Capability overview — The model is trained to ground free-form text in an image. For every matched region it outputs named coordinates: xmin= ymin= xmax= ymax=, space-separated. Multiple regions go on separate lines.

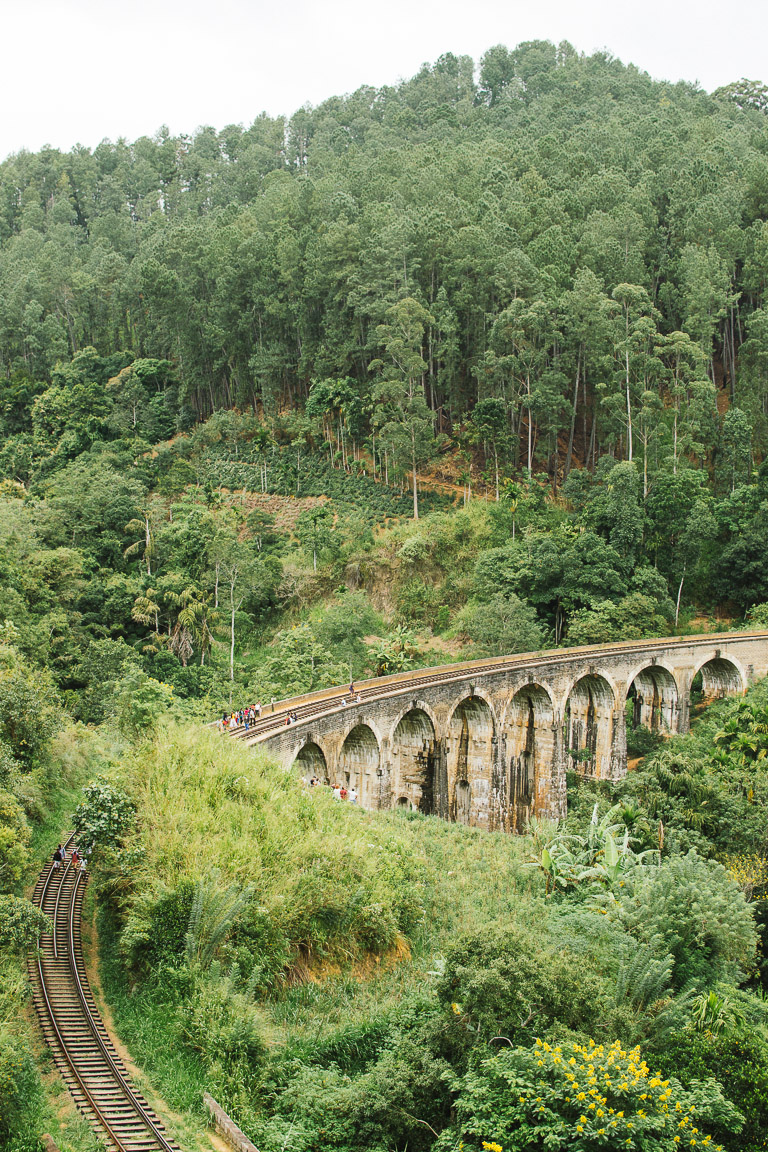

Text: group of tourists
xmin=52 ymin=843 xmax=87 ymax=872
xmin=218 ymin=701 xmax=271 ymax=733
xmin=308 ymin=777 xmax=358 ymax=804
xmin=217 ymin=682 xmax=365 ymax=734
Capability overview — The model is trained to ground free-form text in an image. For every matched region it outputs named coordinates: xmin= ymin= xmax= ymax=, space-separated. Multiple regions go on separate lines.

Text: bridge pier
xmin=609 ymin=702 xmax=627 ymax=780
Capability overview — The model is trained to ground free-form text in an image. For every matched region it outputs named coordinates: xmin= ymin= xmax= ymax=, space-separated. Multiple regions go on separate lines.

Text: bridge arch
xmin=292 ymin=740 xmax=329 ymax=782
xmin=505 ymin=682 xmax=555 ymax=832
xmin=692 ymin=653 xmax=746 ymax=700
xmin=389 ymin=704 xmax=441 ymax=816
xmin=564 ymin=672 xmax=616 ymax=778
xmin=447 ymin=693 xmax=496 ymax=827
xmin=626 ymin=661 xmax=679 ymax=733
xmin=339 ymin=723 xmax=381 ymax=808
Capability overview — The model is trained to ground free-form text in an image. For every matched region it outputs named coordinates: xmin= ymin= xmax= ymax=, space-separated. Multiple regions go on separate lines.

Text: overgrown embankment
xmin=74 ymin=687 xmax=768 ymax=1152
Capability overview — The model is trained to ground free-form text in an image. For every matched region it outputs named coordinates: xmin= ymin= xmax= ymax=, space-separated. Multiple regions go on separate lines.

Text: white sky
xmin=2 ymin=0 xmax=767 ymax=161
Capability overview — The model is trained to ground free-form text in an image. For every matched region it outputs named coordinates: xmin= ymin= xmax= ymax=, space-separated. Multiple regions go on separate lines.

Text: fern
xmin=615 ymin=940 xmax=673 ymax=1009
xmin=185 ymin=868 xmax=254 ymax=969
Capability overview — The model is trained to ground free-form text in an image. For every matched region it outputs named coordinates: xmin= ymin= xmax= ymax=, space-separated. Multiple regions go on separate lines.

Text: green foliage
xmin=0 ymin=792 xmax=30 ymax=895
xmin=614 ymin=851 xmax=757 ymax=990
xmin=176 ymin=964 xmax=266 ymax=1069
xmin=114 ymin=668 xmax=175 ymax=735
xmin=456 ymin=593 xmax=545 ymax=657
xmin=72 ymin=776 xmax=136 ymax=855
xmin=626 ymin=723 xmax=665 ymax=759
xmin=0 ymin=896 xmax=50 ymax=952
xmin=436 ymin=922 xmax=605 ymax=1042
xmin=652 ymin=1029 xmax=768 ymax=1152
xmin=0 ymin=662 xmax=58 ymax=771
xmin=312 ymin=592 xmax=381 ymax=678
xmin=566 ymin=592 xmax=671 ymax=646
xmin=0 ymin=1026 xmax=42 ymax=1140
xmin=435 ymin=1037 xmax=739 ymax=1151
xmin=372 ymin=624 xmax=421 ymax=677
xmin=185 ymin=869 xmax=254 ymax=969
xmin=251 ymin=623 xmax=349 ymax=699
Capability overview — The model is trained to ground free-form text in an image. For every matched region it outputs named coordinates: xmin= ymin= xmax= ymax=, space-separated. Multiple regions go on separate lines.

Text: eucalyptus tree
xmin=370 ymin=296 xmax=440 ymax=519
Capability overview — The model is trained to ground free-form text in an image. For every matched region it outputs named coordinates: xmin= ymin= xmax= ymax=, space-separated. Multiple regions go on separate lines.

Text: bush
xmin=626 ymin=723 xmax=665 ymax=759
xmin=435 ymin=921 xmax=606 ymax=1041
xmin=0 ymin=791 xmax=30 ymax=894
xmin=615 ymin=851 xmax=757 ymax=989
xmin=176 ymin=966 xmax=266 ymax=1069
xmin=0 ymin=896 xmax=50 ymax=951
xmin=434 ymin=1037 xmax=741 ymax=1151
xmin=114 ymin=668 xmax=174 ymax=735
xmin=455 ymin=593 xmax=545 ymax=657
xmin=0 ymin=1026 xmax=41 ymax=1140
xmin=652 ymin=1029 xmax=768 ymax=1152
xmin=72 ymin=776 xmax=136 ymax=855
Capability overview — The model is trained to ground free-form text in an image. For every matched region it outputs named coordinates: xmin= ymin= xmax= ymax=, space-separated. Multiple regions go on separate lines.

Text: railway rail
xmin=224 ymin=630 xmax=766 ymax=745
xmin=29 ymin=839 xmax=181 ymax=1152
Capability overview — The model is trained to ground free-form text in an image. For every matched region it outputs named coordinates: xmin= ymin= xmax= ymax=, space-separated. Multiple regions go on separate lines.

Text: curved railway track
xmin=225 ymin=630 xmax=768 ymax=745
xmin=29 ymin=840 xmax=181 ymax=1152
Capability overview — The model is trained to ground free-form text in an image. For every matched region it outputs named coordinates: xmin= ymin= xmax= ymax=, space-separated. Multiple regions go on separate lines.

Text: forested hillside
xmin=2 ymin=43 xmax=768 ymax=470
xmin=1 ymin=43 xmax=768 ymax=715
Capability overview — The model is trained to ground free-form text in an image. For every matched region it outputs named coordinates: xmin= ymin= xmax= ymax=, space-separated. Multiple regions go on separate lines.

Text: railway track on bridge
xmin=226 ymin=630 xmax=768 ymax=745
xmin=29 ymin=839 xmax=181 ymax=1152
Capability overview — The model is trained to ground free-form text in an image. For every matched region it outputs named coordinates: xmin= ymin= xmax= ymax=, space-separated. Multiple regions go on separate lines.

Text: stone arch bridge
xmin=241 ymin=631 xmax=768 ymax=832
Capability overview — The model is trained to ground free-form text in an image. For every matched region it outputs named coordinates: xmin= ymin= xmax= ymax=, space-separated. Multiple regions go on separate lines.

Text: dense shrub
xmin=615 ymin=851 xmax=757 ymax=989
xmin=434 ymin=1037 xmax=741 ymax=1152
xmin=652 ymin=1030 xmax=768 ymax=1152
xmin=176 ymin=965 xmax=266 ymax=1069
xmin=72 ymin=776 xmax=136 ymax=855
xmin=0 ymin=1026 xmax=42 ymax=1141
xmin=435 ymin=922 xmax=606 ymax=1041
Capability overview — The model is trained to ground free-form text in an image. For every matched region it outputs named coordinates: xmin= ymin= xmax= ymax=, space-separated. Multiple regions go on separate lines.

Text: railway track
xmin=29 ymin=839 xmax=181 ymax=1152
xmin=224 ymin=630 xmax=767 ymax=745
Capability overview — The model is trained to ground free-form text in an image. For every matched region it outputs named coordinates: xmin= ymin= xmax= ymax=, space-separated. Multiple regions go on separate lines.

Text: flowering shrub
xmin=436 ymin=1038 xmax=743 ymax=1151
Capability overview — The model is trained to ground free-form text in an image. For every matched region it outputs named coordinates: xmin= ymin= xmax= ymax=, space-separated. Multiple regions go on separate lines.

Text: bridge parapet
xmin=242 ymin=631 xmax=768 ymax=832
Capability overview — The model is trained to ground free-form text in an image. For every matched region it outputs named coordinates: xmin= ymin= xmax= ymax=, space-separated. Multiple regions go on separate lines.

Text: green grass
xmin=96 ymin=904 xmax=217 ymax=1146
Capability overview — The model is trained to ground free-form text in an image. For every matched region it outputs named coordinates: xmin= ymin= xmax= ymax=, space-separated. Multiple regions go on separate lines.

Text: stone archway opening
xmin=692 ymin=657 xmax=744 ymax=705
xmin=293 ymin=741 xmax=328 ymax=783
xmin=447 ymin=695 xmax=495 ymax=828
xmin=626 ymin=665 xmax=678 ymax=746
xmin=565 ymin=674 xmax=615 ymax=779
xmin=507 ymin=684 xmax=554 ymax=833
xmin=339 ymin=724 xmax=380 ymax=808
xmin=391 ymin=708 xmax=440 ymax=815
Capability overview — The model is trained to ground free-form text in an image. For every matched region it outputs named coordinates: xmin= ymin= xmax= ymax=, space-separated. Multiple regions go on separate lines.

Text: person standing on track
xmin=71 ymin=848 xmax=80 ymax=870
xmin=53 ymin=843 xmax=63 ymax=870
